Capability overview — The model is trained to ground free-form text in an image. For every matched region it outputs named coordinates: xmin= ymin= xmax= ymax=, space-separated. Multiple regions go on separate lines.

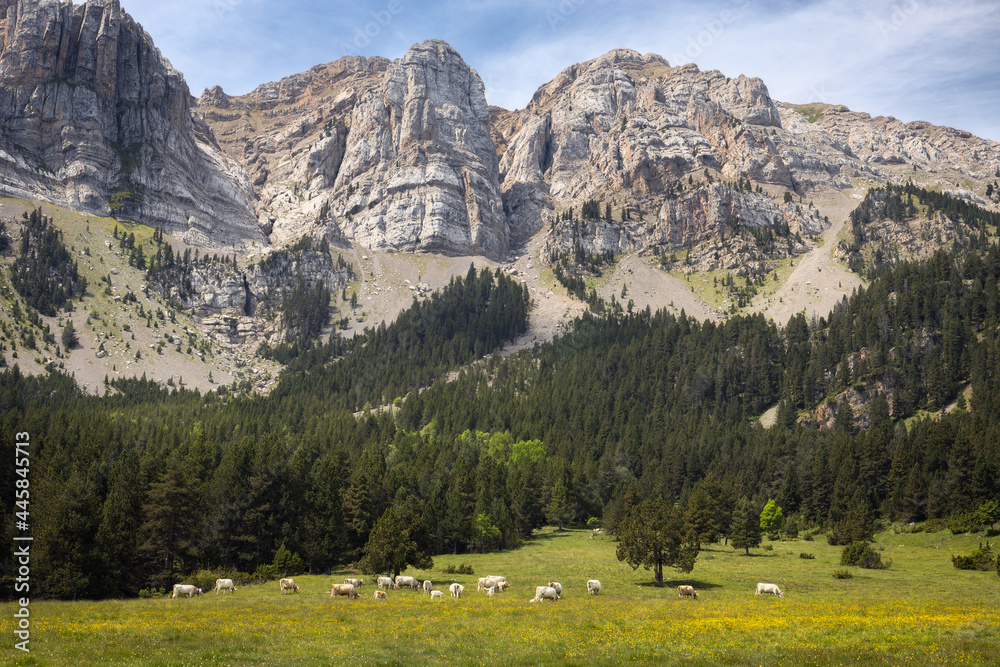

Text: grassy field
xmin=2 ymin=527 xmax=999 ymax=665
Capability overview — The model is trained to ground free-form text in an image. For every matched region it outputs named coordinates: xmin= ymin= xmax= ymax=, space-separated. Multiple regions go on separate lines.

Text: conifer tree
xmin=615 ymin=497 xmax=695 ymax=586
xmin=730 ymin=496 xmax=762 ymax=555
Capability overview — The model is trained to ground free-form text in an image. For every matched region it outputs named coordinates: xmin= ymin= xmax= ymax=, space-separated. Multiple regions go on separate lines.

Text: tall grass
xmin=2 ymin=527 xmax=998 ymax=665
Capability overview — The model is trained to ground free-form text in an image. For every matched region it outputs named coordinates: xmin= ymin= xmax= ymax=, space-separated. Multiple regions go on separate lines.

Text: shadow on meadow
xmin=635 ymin=580 xmax=723 ymax=590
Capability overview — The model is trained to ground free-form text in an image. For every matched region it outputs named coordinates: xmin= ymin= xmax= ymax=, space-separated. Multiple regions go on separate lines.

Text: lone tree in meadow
xmin=730 ymin=496 xmax=763 ymax=555
xmin=360 ymin=507 xmax=432 ymax=578
xmin=616 ymin=497 xmax=696 ymax=586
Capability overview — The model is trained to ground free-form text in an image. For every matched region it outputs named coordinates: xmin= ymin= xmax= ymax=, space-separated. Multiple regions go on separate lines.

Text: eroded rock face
xmin=198 ymin=42 xmax=508 ymax=258
xmin=497 ymin=50 xmax=793 ymax=245
xmin=0 ymin=0 xmax=263 ymax=248
xmin=333 ymin=40 xmax=507 ymax=257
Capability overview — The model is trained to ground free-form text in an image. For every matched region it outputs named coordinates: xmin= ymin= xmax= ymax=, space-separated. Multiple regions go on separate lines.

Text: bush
xmin=762 ymin=543 xmax=773 ymax=551
xmin=138 ymin=587 xmax=166 ymax=598
xmin=252 ymin=564 xmax=281 ymax=582
xmin=952 ymin=541 xmax=996 ymax=571
xmin=841 ymin=541 xmax=890 ymax=569
xmin=923 ymin=518 xmax=947 ymax=533
xmin=948 ymin=512 xmax=974 ymax=534
xmin=443 ymin=563 xmax=475 ymax=575
xmin=832 ymin=569 xmax=853 ymax=579
xmin=800 ymin=552 xmax=815 ymax=559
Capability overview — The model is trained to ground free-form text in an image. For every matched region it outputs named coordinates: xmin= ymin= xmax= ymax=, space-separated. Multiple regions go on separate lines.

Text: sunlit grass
xmin=2 ymin=527 xmax=998 ymax=665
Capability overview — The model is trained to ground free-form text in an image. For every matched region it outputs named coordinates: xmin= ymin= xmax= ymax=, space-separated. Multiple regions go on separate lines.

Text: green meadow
xmin=2 ymin=527 xmax=998 ymax=665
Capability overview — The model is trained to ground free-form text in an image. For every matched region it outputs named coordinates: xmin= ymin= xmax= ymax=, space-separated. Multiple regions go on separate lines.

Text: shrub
xmin=443 ymin=563 xmax=475 ymax=575
xmin=952 ymin=541 xmax=996 ymax=571
xmin=138 ymin=587 xmax=166 ymax=598
xmin=762 ymin=543 xmax=773 ymax=551
xmin=923 ymin=518 xmax=947 ymax=533
xmin=832 ymin=569 xmax=853 ymax=579
xmin=841 ymin=541 xmax=890 ymax=569
xmin=800 ymin=552 xmax=815 ymax=559
xmin=948 ymin=512 xmax=974 ymax=535
xmin=252 ymin=563 xmax=281 ymax=582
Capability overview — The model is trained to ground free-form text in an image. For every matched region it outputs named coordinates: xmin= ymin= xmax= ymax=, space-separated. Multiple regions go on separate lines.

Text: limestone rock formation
xmin=498 ymin=49 xmax=800 ymax=262
xmin=198 ymin=41 xmax=508 ymax=258
xmin=0 ymin=0 xmax=263 ymax=248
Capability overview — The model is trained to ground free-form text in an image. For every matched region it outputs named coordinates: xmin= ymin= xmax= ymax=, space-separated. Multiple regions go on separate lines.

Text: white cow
xmin=377 ymin=576 xmax=394 ymax=590
xmin=449 ymin=583 xmax=464 ymax=598
xmin=422 ymin=580 xmax=433 ymax=595
xmin=430 ymin=590 xmax=443 ymax=599
xmin=331 ymin=583 xmax=359 ymax=599
xmin=486 ymin=585 xmax=496 ymax=597
xmin=755 ymin=582 xmax=784 ymax=598
xmin=530 ymin=585 xmax=560 ymax=602
xmin=587 ymin=579 xmax=601 ymax=595
xmin=547 ymin=581 xmax=562 ymax=596
xmin=395 ymin=575 xmax=420 ymax=590
xmin=214 ymin=578 xmax=236 ymax=595
xmin=677 ymin=585 xmax=699 ymax=600
xmin=279 ymin=578 xmax=298 ymax=594
xmin=172 ymin=584 xmax=202 ymax=598
xmin=344 ymin=578 xmax=364 ymax=588
xmin=479 ymin=575 xmax=506 ymax=592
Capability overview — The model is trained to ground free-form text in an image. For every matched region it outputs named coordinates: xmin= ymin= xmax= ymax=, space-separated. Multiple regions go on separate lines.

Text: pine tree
xmin=730 ymin=496 xmax=762 ymax=555
xmin=615 ymin=497 xmax=695 ymax=586
xmin=546 ymin=479 xmax=573 ymax=530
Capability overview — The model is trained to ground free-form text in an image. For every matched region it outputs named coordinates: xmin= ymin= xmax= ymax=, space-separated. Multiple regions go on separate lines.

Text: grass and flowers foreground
xmin=3 ymin=526 xmax=999 ymax=666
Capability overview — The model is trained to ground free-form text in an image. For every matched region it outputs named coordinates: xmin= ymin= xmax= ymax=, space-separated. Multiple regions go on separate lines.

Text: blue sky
xmin=122 ymin=0 xmax=1000 ymax=142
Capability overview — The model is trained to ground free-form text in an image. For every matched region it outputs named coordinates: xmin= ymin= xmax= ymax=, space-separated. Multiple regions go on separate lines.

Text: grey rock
xmin=0 ymin=0 xmax=264 ymax=248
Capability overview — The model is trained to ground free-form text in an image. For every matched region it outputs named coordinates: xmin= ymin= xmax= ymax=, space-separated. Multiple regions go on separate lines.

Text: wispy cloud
xmin=121 ymin=0 xmax=999 ymax=141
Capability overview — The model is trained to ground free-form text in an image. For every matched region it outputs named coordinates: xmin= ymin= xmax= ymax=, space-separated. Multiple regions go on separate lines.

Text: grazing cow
xmin=279 ymin=578 xmax=299 ymax=594
xmin=430 ymin=590 xmax=443 ymax=599
xmin=530 ymin=586 xmax=560 ymax=602
xmin=496 ymin=580 xmax=510 ymax=592
xmin=373 ymin=590 xmax=386 ymax=600
xmin=330 ymin=583 xmax=359 ymax=599
xmin=479 ymin=575 xmax=506 ymax=592
xmin=214 ymin=578 xmax=236 ymax=595
xmin=677 ymin=585 xmax=699 ymax=600
xmin=587 ymin=579 xmax=601 ymax=595
xmin=395 ymin=575 xmax=420 ymax=590
xmin=172 ymin=584 xmax=202 ymax=598
xmin=344 ymin=578 xmax=364 ymax=588
xmin=422 ymin=580 xmax=433 ymax=595
xmin=547 ymin=581 xmax=562 ymax=596
xmin=377 ymin=576 xmax=394 ymax=590
xmin=755 ymin=582 xmax=784 ymax=598
xmin=450 ymin=583 xmax=464 ymax=598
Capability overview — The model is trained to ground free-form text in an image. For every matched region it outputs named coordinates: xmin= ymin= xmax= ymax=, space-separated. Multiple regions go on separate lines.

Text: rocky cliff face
xmin=498 ymin=49 xmax=803 ymax=263
xmin=0 ymin=0 xmax=263 ymax=248
xmin=198 ymin=41 xmax=507 ymax=258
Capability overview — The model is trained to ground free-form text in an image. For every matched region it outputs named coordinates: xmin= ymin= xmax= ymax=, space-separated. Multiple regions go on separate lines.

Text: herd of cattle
xmin=170 ymin=577 xmax=785 ymax=601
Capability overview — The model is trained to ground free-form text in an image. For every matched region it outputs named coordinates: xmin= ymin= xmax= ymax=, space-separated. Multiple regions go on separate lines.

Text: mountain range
xmin=1 ymin=0 xmax=999 ymax=392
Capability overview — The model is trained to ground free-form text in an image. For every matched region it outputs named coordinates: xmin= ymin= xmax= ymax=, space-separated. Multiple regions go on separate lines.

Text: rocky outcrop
xmin=545 ymin=183 xmax=822 ymax=275
xmin=774 ymin=102 xmax=1000 ymax=194
xmin=331 ymin=41 xmax=507 ymax=257
xmin=0 ymin=0 xmax=263 ymax=248
xmin=497 ymin=50 xmax=793 ymax=243
xmin=198 ymin=42 xmax=508 ymax=258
